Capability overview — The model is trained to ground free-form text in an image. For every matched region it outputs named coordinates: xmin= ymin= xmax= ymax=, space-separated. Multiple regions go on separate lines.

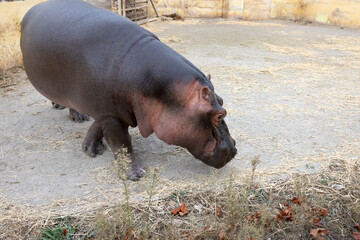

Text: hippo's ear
xmin=202 ymin=87 xmax=210 ymax=101
xmin=207 ymin=74 xmax=211 ymax=81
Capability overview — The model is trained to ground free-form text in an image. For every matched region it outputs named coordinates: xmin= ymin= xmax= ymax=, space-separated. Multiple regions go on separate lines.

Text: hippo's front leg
xmin=101 ymin=117 xmax=145 ymax=181
xmin=82 ymin=121 xmax=106 ymax=157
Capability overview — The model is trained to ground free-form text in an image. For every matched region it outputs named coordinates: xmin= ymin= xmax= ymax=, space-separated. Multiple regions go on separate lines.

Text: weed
xmin=251 ymin=155 xmax=260 ymax=182
xmin=169 ymin=190 xmax=187 ymax=202
xmin=141 ymin=166 xmax=163 ymax=238
xmin=38 ymin=217 xmax=76 ymax=240
xmin=6 ymin=159 xmax=360 ymax=239
xmin=113 ymin=147 xmax=132 ymax=229
xmin=0 ymin=15 xmax=22 ymax=75
xmin=144 ymin=167 xmax=162 ymax=213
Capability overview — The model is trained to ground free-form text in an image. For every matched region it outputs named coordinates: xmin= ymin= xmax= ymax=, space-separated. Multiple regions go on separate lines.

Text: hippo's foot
xmin=82 ymin=139 xmax=106 ymax=157
xmin=101 ymin=117 xmax=145 ymax=181
xmin=52 ymin=102 xmax=65 ymax=110
xmin=128 ymin=161 xmax=145 ymax=181
xmin=69 ymin=108 xmax=90 ymax=123
xmin=83 ymin=121 xmax=105 ymax=157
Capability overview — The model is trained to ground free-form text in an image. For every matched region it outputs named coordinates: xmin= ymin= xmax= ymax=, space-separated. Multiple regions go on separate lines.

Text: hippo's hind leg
xmin=101 ymin=117 xmax=145 ymax=181
xmin=69 ymin=108 xmax=90 ymax=123
xmin=52 ymin=102 xmax=65 ymax=110
xmin=82 ymin=121 xmax=106 ymax=157
xmin=51 ymin=103 xmax=89 ymax=123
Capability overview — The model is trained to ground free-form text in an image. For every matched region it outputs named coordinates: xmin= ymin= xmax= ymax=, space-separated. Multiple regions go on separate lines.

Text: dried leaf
xmin=228 ymin=223 xmax=235 ymax=230
xmin=246 ymin=211 xmax=261 ymax=223
xmin=180 ymin=202 xmax=188 ymax=214
xmin=218 ymin=229 xmax=226 ymax=240
xmin=171 ymin=203 xmax=188 ymax=216
xmin=275 ymin=206 xmax=294 ymax=222
xmin=353 ymin=231 xmax=360 ymax=240
xmin=216 ymin=206 xmax=221 ymax=217
xmin=310 ymin=228 xmax=328 ymax=239
xmin=313 ymin=207 xmax=327 ymax=217
xmin=291 ymin=197 xmax=301 ymax=205
xmin=318 ymin=208 xmax=327 ymax=217
xmin=179 ymin=211 xmax=187 ymax=217
xmin=171 ymin=206 xmax=181 ymax=215
xmin=123 ymin=227 xmax=135 ymax=240
xmin=355 ymin=223 xmax=360 ymax=232
xmin=311 ymin=217 xmax=322 ymax=226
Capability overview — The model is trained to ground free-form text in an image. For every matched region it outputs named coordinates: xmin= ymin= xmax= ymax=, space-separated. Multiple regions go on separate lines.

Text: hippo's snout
xmin=198 ymin=122 xmax=237 ymax=169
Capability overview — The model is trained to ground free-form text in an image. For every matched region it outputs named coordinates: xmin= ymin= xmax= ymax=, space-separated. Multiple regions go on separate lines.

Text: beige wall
xmin=243 ymin=0 xmax=271 ymax=20
xmin=149 ymin=0 xmax=245 ymax=18
xmin=149 ymin=0 xmax=360 ymax=27
xmin=84 ymin=0 xmax=111 ymax=10
xmin=184 ymin=0 xmax=223 ymax=18
xmin=271 ymin=0 xmax=360 ymax=27
xmin=149 ymin=0 xmax=185 ymax=18
xmin=225 ymin=0 xmax=243 ymax=19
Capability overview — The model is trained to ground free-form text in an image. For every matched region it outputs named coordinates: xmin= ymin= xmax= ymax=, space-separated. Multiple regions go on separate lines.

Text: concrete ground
xmin=0 ymin=19 xmax=359 ymax=210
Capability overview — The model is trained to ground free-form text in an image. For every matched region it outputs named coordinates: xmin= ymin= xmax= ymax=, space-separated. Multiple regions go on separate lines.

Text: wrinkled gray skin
xmin=21 ymin=0 xmax=237 ymax=180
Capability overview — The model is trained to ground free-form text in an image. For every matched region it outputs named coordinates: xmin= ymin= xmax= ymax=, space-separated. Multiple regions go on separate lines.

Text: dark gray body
xmin=21 ymin=0 xmax=237 ymax=180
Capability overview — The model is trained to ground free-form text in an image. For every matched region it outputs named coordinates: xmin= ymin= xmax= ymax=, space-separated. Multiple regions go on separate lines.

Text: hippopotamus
xmin=21 ymin=0 xmax=237 ymax=180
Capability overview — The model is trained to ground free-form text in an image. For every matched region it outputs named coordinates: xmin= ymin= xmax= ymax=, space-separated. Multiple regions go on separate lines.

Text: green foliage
xmin=39 ymin=217 xmax=76 ymax=240
xmin=169 ymin=190 xmax=187 ymax=202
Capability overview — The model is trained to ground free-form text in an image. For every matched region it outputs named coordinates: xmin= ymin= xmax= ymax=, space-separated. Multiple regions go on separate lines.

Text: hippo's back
xmin=21 ymin=0 xmax=155 ymax=117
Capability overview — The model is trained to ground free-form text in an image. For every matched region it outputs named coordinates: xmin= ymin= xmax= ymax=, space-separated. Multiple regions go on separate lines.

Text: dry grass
xmin=0 ymin=14 xmax=23 ymax=87
xmin=1 ymin=156 xmax=359 ymax=239
xmin=262 ymin=42 xmax=315 ymax=57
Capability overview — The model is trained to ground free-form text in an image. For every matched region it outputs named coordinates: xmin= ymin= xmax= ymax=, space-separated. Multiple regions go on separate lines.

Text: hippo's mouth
xmin=203 ymin=128 xmax=219 ymax=157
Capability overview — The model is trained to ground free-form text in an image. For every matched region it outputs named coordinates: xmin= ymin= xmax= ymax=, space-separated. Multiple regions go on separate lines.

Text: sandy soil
xmin=0 ymin=19 xmax=359 ymax=210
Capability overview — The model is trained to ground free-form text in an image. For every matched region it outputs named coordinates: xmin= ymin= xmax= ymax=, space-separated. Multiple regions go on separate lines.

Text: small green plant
xmin=169 ymin=190 xmax=187 ymax=202
xmin=306 ymin=163 xmax=315 ymax=169
xmin=39 ymin=217 xmax=76 ymax=240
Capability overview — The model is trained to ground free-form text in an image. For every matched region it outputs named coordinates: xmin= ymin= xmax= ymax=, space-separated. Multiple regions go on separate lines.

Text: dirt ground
xmin=0 ymin=19 xmax=359 ymax=212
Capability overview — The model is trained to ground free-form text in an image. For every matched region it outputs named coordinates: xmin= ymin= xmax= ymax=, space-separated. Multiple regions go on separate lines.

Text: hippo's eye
xmin=217 ymin=114 xmax=223 ymax=121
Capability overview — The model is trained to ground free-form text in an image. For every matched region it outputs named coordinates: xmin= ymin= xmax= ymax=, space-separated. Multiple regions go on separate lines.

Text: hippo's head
xmin=135 ymin=74 xmax=237 ymax=168
xmin=186 ymin=90 xmax=238 ymax=168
